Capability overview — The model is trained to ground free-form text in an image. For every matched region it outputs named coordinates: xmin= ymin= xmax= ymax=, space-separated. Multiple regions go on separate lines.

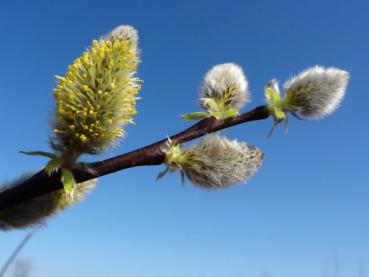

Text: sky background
xmin=0 ymin=0 xmax=368 ymax=276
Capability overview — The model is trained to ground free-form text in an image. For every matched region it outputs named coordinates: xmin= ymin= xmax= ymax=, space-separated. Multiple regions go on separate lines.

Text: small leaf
xmin=267 ymin=122 xmax=279 ymax=138
xmin=222 ymin=108 xmax=238 ymax=119
xmin=156 ymin=167 xmax=169 ymax=181
xmin=181 ymin=112 xmax=209 ymax=121
xmin=20 ymin=151 xmax=56 ymax=159
xmin=202 ymin=98 xmax=222 ymax=119
xmin=265 ymin=88 xmax=281 ymax=104
xmin=274 ymin=107 xmax=286 ymax=120
xmin=265 ymin=89 xmax=273 ymax=102
xmin=202 ymin=98 xmax=219 ymax=112
xmin=61 ymin=168 xmax=76 ymax=199
xmin=45 ymin=157 xmax=63 ymax=176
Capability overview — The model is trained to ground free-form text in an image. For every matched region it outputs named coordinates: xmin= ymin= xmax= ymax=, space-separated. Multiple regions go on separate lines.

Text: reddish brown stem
xmin=0 ymin=105 xmax=269 ymax=211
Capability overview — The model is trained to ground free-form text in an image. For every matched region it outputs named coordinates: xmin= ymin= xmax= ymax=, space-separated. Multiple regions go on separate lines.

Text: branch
xmin=0 ymin=105 xmax=269 ymax=211
xmin=0 ymin=228 xmax=38 ymax=277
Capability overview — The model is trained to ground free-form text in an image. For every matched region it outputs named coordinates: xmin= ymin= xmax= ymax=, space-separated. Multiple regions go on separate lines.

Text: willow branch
xmin=0 ymin=105 xmax=269 ymax=211
xmin=0 ymin=228 xmax=38 ymax=277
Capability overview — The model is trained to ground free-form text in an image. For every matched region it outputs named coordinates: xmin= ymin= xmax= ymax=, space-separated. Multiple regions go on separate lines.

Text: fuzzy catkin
xmin=199 ymin=63 xmax=249 ymax=109
xmin=284 ymin=66 xmax=349 ymax=118
xmin=165 ymin=135 xmax=263 ymax=189
xmin=0 ymin=174 xmax=97 ymax=231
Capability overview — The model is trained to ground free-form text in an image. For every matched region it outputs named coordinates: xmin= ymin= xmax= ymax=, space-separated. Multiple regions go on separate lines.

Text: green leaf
xmin=202 ymin=98 xmax=219 ymax=112
xmin=61 ymin=168 xmax=76 ymax=199
xmin=265 ymin=88 xmax=281 ymax=104
xmin=274 ymin=107 xmax=286 ymax=120
xmin=222 ymin=108 xmax=238 ymax=119
xmin=45 ymin=157 xmax=63 ymax=176
xmin=20 ymin=151 xmax=56 ymax=159
xmin=181 ymin=112 xmax=209 ymax=121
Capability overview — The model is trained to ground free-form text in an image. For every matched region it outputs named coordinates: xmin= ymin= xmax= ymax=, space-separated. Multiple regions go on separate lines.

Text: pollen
xmin=51 ymin=26 xmax=142 ymax=155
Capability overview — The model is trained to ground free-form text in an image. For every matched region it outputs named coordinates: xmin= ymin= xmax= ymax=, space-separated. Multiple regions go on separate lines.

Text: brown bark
xmin=0 ymin=105 xmax=269 ymax=211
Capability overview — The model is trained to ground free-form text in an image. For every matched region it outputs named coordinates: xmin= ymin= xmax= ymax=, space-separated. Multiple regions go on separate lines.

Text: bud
xmin=0 ymin=174 xmax=97 ymax=230
xmin=264 ymin=79 xmax=288 ymax=137
xmin=161 ymin=135 xmax=263 ymax=189
xmin=182 ymin=63 xmax=249 ymax=121
xmin=199 ymin=63 xmax=249 ymax=119
xmin=283 ymin=66 xmax=349 ymax=118
xmin=265 ymin=66 xmax=350 ymax=137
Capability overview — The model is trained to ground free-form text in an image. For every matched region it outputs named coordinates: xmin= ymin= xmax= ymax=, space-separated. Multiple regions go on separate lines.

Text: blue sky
xmin=0 ymin=0 xmax=368 ymax=276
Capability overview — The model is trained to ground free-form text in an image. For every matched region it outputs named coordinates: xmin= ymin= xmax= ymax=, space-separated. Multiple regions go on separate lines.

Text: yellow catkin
xmin=52 ymin=33 xmax=141 ymax=155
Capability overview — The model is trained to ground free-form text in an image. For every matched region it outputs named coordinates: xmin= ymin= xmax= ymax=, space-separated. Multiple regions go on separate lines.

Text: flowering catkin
xmin=22 ymin=25 xmax=142 ymax=197
xmin=52 ymin=25 xmax=141 ymax=157
xmin=283 ymin=66 xmax=349 ymax=118
xmin=162 ymin=135 xmax=263 ymax=189
xmin=0 ymin=174 xmax=97 ymax=230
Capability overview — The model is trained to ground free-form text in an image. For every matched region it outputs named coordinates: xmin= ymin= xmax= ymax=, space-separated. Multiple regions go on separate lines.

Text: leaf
xmin=201 ymin=98 xmax=223 ymax=119
xmin=265 ymin=88 xmax=273 ymax=102
xmin=267 ymin=123 xmax=278 ymax=139
xmin=181 ymin=112 xmax=209 ymax=121
xmin=20 ymin=151 xmax=56 ymax=159
xmin=45 ymin=157 xmax=63 ymax=176
xmin=274 ymin=107 xmax=286 ymax=120
xmin=202 ymin=98 xmax=219 ymax=112
xmin=265 ymin=88 xmax=281 ymax=104
xmin=61 ymin=168 xmax=76 ymax=199
xmin=156 ymin=167 xmax=169 ymax=181
xmin=222 ymin=108 xmax=238 ymax=119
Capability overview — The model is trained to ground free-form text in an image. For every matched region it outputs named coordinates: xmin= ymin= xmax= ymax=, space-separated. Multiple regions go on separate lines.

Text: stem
xmin=0 ymin=105 xmax=269 ymax=211
xmin=0 ymin=228 xmax=38 ymax=277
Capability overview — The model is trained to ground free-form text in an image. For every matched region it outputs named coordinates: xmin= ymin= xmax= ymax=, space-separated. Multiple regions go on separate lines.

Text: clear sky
xmin=0 ymin=0 xmax=368 ymax=276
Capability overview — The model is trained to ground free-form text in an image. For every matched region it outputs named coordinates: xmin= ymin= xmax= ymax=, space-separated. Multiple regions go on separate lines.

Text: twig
xmin=0 ymin=105 xmax=269 ymax=211
xmin=0 ymin=228 xmax=38 ymax=277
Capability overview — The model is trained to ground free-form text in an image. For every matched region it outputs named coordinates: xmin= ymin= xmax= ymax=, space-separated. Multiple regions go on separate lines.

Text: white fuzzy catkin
xmin=106 ymin=25 xmax=139 ymax=49
xmin=0 ymin=173 xmax=97 ymax=231
xmin=169 ymin=135 xmax=263 ymax=189
xmin=284 ymin=66 xmax=349 ymax=118
xmin=199 ymin=63 xmax=250 ymax=109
